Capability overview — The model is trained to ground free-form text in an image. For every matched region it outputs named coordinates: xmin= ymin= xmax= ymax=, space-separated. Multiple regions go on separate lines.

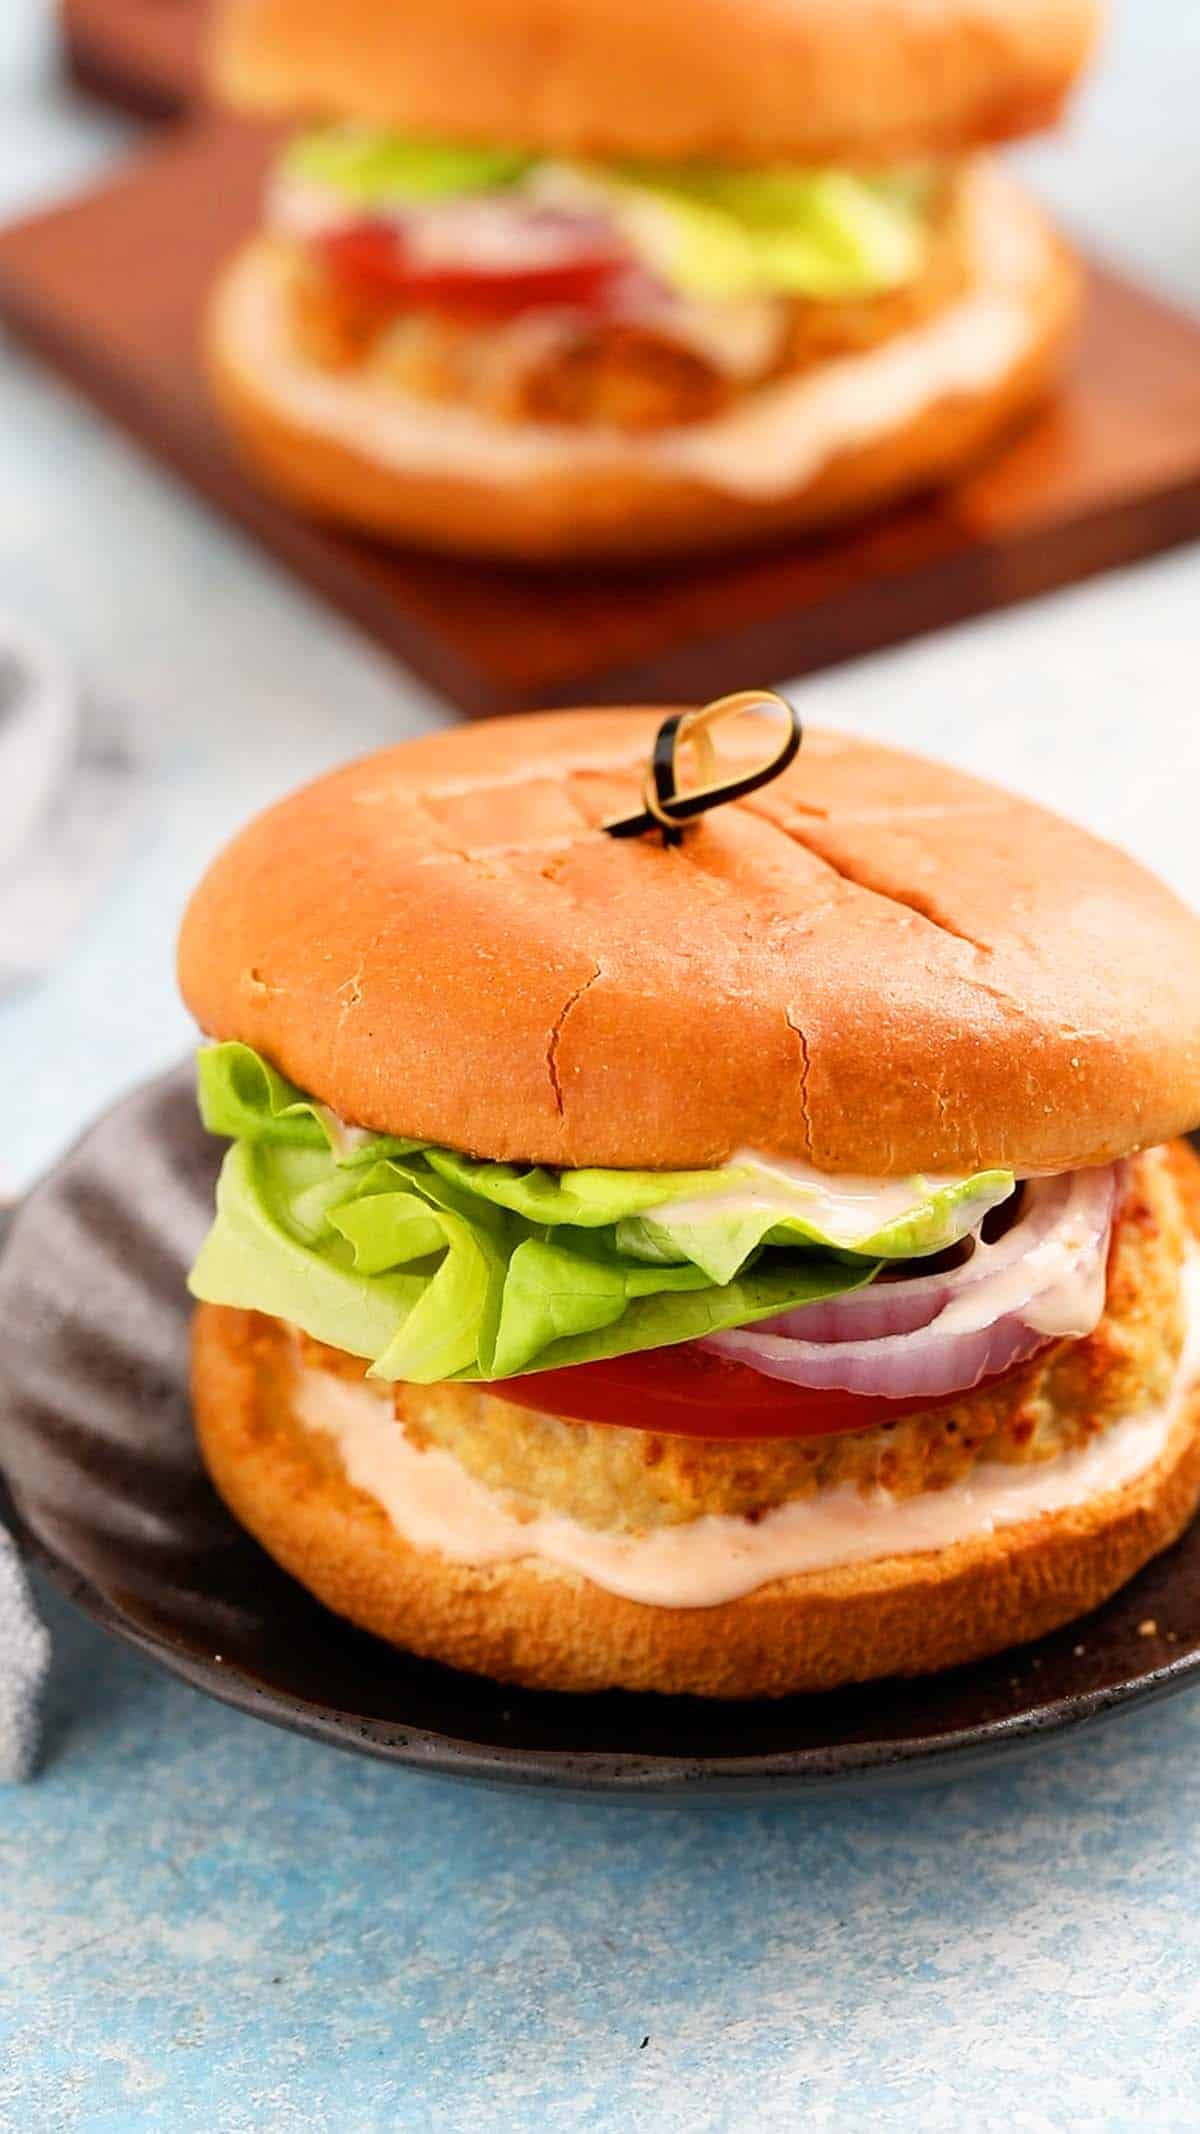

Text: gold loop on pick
xmin=603 ymin=690 xmax=803 ymax=846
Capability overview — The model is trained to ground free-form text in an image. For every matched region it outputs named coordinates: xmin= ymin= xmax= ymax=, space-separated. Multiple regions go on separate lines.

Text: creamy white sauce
xmin=229 ymin=161 xmax=1049 ymax=502
xmin=401 ymin=202 xmax=590 ymax=274
xmin=312 ymin=1103 xmax=373 ymax=1159
xmin=267 ymin=171 xmax=355 ymax=243
xmin=652 ymin=1149 xmax=1006 ymax=1249
xmin=291 ymin=1254 xmax=1200 ymax=1609
xmin=1023 ymin=1251 xmax=1109 ymax=1338
xmin=932 ymin=1173 xmax=1116 ymax=1342
xmin=940 ymin=1222 xmax=1107 ymax=1340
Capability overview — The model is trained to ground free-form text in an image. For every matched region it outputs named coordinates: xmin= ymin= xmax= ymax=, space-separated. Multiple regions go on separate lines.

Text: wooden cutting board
xmin=61 ymin=0 xmax=210 ymax=116
xmin=4 ymin=117 xmax=1200 ymax=719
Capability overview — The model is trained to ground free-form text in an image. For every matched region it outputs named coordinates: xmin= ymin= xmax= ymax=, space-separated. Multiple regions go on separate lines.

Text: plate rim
xmin=8 ymin=1478 xmax=1200 ymax=1795
xmin=4 ymin=1067 xmax=1200 ymax=1797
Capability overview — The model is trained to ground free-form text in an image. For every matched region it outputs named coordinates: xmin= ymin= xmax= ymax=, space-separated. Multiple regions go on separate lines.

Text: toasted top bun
xmin=178 ymin=709 xmax=1200 ymax=1177
xmin=209 ymin=0 xmax=1101 ymax=167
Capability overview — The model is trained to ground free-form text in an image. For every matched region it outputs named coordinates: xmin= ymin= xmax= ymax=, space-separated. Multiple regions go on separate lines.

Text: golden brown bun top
xmin=209 ymin=0 xmax=1101 ymax=165
xmin=178 ymin=708 xmax=1200 ymax=1176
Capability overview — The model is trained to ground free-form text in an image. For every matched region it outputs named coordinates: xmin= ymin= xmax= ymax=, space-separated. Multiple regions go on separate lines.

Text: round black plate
xmin=3 ymin=1065 xmax=1200 ymax=1797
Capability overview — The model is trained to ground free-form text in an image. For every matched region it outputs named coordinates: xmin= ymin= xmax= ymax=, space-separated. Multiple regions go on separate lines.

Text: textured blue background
xmin=4 ymin=2 xmax=1200 ymax=2127
xmin=4 ymin=1583 xmax=1200 ymax=2129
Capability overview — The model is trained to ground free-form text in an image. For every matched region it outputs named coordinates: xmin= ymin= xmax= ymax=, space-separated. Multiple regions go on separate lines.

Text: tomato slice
xmin=491 ymin=1343 xmax=977 ymax=1442
xmin=318 ymin=221 xmax=628 ymax=320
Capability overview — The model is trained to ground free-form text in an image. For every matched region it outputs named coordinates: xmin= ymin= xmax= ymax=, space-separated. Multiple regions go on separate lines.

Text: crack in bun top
xmin=177 ymin=706 xmax=1200 ymax=1177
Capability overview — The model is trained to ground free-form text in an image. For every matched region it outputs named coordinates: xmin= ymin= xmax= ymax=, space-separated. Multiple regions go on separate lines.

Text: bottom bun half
xmin=190 ymin=1246 xmax=1200 ymax=1697
xmin=205 ymin=166 xmax=1079 ymax=565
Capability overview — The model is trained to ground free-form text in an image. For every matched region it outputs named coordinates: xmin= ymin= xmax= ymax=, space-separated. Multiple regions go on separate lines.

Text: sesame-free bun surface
xmin=210 ymin=0 xmax=1100 ymax=166
xmin=190 ymin=1289 xmax=1200 ymax=1699
xmin=177 ymin=710 xmax=1200 ymax=1178
xmin=205 ymin=164 xmax=1077 ymax=564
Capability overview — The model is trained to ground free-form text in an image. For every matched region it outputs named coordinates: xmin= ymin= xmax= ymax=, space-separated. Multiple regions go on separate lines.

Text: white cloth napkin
xmin=0 ymin=1528 xmax=50 ymax=1780
xmin=0 ymin=614 xmax=146 ymax=995
xmin=0 ymin=616 xmax=147 ymax=1771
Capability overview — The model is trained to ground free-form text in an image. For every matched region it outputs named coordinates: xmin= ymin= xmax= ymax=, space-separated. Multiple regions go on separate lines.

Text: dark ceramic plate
xmin=3 ymin=1065 xmax=1200 ymax=1797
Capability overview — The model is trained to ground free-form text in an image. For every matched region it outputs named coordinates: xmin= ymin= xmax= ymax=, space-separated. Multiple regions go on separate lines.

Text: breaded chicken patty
xmin=273 ymin=1145 xmax=1195 ymax=1537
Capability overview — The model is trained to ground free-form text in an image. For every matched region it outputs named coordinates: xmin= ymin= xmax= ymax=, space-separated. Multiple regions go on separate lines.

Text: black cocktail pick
xmin=603 ymin=690 xmax=803 ymax=848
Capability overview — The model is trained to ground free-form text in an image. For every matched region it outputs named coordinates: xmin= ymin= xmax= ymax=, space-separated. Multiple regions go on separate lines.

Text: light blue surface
xmin=4 ymin=2 xmax=1200 ymax=2126
xmin=4 ymin=1582 xmax=1200 ymax=2132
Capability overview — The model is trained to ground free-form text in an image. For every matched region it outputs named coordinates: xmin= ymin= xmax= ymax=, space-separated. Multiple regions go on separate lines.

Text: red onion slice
xmin=401 ymin=200 xmax=627 ymax=275
xmin=765 ymin=1173 xmax=1072 ymax=1345
xmin=702 ymin=1164 xmax=1119 ymax=1405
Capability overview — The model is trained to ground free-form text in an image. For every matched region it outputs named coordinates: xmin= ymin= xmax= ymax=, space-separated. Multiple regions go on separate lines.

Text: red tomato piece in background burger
xmin=319 ymin=220 xmax=631 ymax=320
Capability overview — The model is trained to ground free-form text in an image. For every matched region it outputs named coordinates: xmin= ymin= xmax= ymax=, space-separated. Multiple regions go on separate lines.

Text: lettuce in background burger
xmin=179 ymin=701 xmax=1200 ymax=1697
xmin=205 ymin=0 xmax=1099 ymax=560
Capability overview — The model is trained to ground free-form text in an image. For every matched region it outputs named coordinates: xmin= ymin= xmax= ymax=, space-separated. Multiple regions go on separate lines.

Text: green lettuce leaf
xmin=198 ymin=1039 xmax=425 ymax=1166
xmin=190 ymin=1046 xmax=885 ymax=1381
xmin=426 ymin=1146 xmax=1013 ymax=1284
xmin=282 ymin=128 xmax=535 ymax=204
xmin=590 ymin=165 xmax=932 ymax=301
xmin=189 ymin=1045 xmax=1012 ymax=1384
xmin=485 ymin=1239 xmax=853 ymax=1379
xmin=277 ymin=126 xmax=936 ymax=301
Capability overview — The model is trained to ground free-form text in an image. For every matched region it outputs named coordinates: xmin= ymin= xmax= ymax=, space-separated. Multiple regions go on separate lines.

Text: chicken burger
xmin=180 ymin=697 xmax=1200 ymax=1696
xmin=205 ymin=0 xmax=1100 ymax=560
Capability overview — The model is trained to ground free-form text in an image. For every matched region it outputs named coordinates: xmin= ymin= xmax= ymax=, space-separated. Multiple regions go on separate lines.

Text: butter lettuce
xmin=586 ymin=165 xmax=931 ymax=301
xmin=278 ymin=126 xmax=935 ymax=301
xmin=197 ymin=1038 xmax=424 ymax=1166
xmin=189 ymin=1044 xmax=1012 ymax=1385
xmin=283 ymin=129 xmax=535 ymax=203
xmin=428 ymin=1149 xmax=1012 ymax=1286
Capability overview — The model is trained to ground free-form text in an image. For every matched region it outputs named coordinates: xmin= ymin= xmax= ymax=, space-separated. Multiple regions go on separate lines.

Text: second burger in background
xmin=205 ymin=0 xmax=1100 ymax=561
